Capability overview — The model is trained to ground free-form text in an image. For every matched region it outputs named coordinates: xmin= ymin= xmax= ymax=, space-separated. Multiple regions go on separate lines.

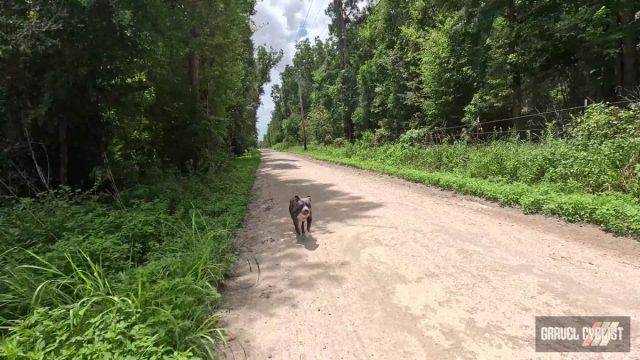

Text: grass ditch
xmin=0 ymin=152 xmax=260 ymax=359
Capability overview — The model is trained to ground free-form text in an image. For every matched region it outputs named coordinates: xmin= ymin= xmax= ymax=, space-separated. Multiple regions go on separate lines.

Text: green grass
xmin=284 ymin=145 xmax=640 ymax=238
xmin=0 ymin=152 xmax=260 ymax=359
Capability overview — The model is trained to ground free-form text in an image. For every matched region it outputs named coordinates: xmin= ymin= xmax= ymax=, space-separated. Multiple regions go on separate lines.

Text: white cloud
xmin=252 ymin=0 xmax=332 ymax=141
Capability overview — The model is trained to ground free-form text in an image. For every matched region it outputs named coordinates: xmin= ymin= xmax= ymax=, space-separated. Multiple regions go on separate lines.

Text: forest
xmin=269 ymin=0 xmax=640 ymax=239
xmin=266 ymin=0 xmax=639 ymax=145
xmin=1 ymin=0 xmax=280 ymax=195
xmin=0 ymin=0 xmax=275 ymax=357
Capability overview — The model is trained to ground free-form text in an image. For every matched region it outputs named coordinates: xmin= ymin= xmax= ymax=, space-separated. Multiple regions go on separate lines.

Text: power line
xmin=308 ymin=0 xmax=328 ymax=35
xmin=302 ymin=0 xmax=315 ymax=29
xmin=297 ymin=0 xmax=315 ymax=43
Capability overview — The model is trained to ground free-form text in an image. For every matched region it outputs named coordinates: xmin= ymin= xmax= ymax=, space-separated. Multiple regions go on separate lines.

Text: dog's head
xmin=300 ymin=196 xmax=311 ymax=216
xmin=291 ymin=195 xmax=312 ymax=217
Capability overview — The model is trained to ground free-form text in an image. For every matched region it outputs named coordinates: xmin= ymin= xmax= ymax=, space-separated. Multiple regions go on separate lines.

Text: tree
xmin=267 ymin=0 xmax=639 ymax=148
xmin=1 ymin=0 xmax=277 ymax=195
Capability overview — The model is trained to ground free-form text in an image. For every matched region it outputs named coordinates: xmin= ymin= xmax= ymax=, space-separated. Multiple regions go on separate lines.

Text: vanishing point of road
xmin=222 ymin=150 xmax=640 ymax=359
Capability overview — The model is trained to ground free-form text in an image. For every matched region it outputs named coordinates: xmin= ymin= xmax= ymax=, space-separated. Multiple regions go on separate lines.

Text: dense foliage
xmin=0 ymin=1 xmax=273 ymax=356
xmin=266 ymin=0 xmax=639 ymax=146
xmin=0 ymin=0 xmax=280 ymax=195
xmin=0 ymin=153 xmax=260 ymax=358
xmin=282 ymin=105 xmax=640 ymax=237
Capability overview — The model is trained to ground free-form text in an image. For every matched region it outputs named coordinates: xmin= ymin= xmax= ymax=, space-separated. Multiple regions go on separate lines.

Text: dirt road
xmin=221 ymin=150 xmax=640 ymax=359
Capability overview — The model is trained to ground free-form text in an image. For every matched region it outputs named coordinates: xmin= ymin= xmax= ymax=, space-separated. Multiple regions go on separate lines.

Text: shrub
xmin=397 ymin=128 xmax=432 ymax=146
xmin=333 ymin=137 xmax=348 ymax=147
xmin=373 ymin=128 xmax=393 ymax=145
xmin=570 ymin=103 xmax=640 ymax=141
xmin=308 ymin=106 xmax=339 ymax=145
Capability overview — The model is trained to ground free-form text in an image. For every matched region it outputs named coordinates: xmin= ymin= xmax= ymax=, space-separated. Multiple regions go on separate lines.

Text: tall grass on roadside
xmin=0 ymin=152 xmax=260 ymax=359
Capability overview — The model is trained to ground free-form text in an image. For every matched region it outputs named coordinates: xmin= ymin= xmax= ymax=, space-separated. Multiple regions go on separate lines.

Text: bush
xmin=570 ymin=103 xmax=640 ymax=141
xmin=373 ymin=128 xmax=393 ymax=145
xmin=397 ymin=128 xmax=432 ymax=146
xmin=333 ymin=137 xmax=348 ymax=147
xmin=308 ymin=106 xmax=339 ymax=145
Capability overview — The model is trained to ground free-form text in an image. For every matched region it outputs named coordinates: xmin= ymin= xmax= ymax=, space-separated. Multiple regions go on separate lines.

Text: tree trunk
xmin=189 ymin=27 xmax=200 ymax=102
xmin=189 ymin=51 xmax=200 ymax=95
xmin=614 ymin=48 xmax=624 ymax=91
xmin=511 ymin=71 xmax=523 ymax=116
xmin=505 ymin=0 xmax=524 ymax=130
xmin=297 ymin=78 xmax=308 ymax=151
xmin=620 ymin=5 xmax=638 ymax=92
xmin=58 ymin=119 xmax=68 ymax=186
xmin=333 ymin=0 xmax=354 ymax=142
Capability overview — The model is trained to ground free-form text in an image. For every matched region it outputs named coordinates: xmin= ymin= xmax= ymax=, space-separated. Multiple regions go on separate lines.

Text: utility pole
xmin=620 ymin=1 xmax=637 ymax=92
xmin=333 ymin=0 xmax=353 ymax=142
xmin=297 ymin=74 xmax=308 ymax=151
xmin=505 ymin=0 xmax=524 ymax=134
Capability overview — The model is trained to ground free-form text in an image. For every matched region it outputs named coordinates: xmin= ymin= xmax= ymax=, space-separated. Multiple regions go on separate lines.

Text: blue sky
xmin=251 ymin=0 xmax=332 ymax=141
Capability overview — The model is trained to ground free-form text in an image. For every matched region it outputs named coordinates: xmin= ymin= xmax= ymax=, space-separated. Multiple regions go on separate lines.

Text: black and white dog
xmin=289 ymin=195 xmax=312 ymax=236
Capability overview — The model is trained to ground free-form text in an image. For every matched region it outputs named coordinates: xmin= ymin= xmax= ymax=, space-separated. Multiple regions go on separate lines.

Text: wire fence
xmin=422 ymin=99 xmax=638 ymax=144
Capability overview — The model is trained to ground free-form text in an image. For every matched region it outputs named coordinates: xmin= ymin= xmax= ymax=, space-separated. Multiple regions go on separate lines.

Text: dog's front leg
xmin=301 ymin=220 xmax=306 ymax=235
xmin=292 ymin=218 xmax=301 ymax=235
xmin=307 ymin=216 xmax=312 ymax=232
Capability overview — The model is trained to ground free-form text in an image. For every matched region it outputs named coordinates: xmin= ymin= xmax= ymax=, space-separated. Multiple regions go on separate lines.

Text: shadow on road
xmin=262 ymin=161 xmax=300 ymax=171
xmin=296 ymin=233 xmax=318 ymax=251
xmin=222 ymin=151 xmax=382 ymax=323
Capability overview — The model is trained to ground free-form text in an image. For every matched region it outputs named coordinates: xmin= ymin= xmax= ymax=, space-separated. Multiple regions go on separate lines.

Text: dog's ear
xmin=293 ymin=195 xmax=300 ymax=201
xmin=306 ymin=195 xmax=311 ymax=199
